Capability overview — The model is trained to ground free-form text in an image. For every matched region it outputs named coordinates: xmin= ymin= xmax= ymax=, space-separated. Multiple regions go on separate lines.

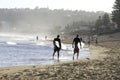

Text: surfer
xmin=72 ymin=34 xmax=82 ymax=60
xmin=53 ymin=35 xmax=61 ymax=60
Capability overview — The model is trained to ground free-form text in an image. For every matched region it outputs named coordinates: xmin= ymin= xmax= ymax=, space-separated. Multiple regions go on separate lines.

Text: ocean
xmin=0 ymin=33 xmax=90 ymax=67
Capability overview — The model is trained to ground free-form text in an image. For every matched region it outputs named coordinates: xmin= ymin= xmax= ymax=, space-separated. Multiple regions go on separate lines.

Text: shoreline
xmin=0 ymin=44 xmax=109 ymax=75
xmin=0 ymin=43 xmax=108 ymax=68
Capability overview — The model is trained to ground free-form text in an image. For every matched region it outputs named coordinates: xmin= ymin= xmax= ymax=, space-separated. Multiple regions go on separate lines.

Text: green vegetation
xmin=95 ymin=13 xmax=115 ymax=35
xmin=0 ymin=8 xmax=104 ymax=34
xmin=112 ymin=0 xmax=120 ymax=31
xmin=0 ymin=7 xmax=118 ymax=35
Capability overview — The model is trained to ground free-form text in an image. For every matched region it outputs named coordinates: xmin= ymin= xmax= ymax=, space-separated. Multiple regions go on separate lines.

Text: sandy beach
xmin=0 ymin=33 xmax=120 ymax=80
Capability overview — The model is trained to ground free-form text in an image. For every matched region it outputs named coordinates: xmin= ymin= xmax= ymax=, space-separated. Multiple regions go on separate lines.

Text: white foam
xmin=36 ymin=42 xmax=45 ymax=45
xmin=6 ymin=41 xmax=17 ymax=45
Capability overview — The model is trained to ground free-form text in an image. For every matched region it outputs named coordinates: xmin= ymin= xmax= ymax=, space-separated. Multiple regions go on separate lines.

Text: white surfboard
xmin=77 ymin=41 xmax=85 ymax=49
xmin=55 ymin=41 xmax=60 ymax=48
xmin=81 ymin=41 xmax=85 ymax=48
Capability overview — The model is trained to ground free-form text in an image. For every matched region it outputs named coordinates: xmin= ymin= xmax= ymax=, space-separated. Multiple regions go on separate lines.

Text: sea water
xmin=0 ymin=34 xmax=90 ymax=67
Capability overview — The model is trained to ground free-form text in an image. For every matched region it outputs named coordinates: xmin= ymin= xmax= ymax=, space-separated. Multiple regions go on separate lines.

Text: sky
xmin=0 ymin=0 xmax=116 ymax=13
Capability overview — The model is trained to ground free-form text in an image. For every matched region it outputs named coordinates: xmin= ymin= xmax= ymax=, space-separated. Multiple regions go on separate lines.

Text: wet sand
xmin=0 ymin=34 xmax=120 ymax=80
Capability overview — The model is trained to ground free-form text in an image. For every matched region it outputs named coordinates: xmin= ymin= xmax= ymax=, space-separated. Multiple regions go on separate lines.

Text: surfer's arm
xmin=53 ymin=39 xmax=56 ymax=46
xmin=80 ymin=41 xmax=82 ymax=46
xmin=80 ymin=42 xmax=81 ymax=48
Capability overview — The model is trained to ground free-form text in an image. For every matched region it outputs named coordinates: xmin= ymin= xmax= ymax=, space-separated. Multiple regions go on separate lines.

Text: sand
xmin=0 ymin=33 xmax=120 ymax=80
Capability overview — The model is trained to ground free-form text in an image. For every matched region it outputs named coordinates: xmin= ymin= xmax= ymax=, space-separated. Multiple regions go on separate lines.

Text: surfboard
xmin=55 ymin=41 xmax=60 ymax=48
xmin=73 ymin=41 xmax=85 ymax=49
xmin=81 ymin=41 xmax=85 ymax=48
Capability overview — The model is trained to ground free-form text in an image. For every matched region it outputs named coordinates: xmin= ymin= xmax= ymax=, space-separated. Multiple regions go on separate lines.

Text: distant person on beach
xmin=72 ymin=34 xmax=82 ymax=60
xmin=95 ymin=35 xmax=98 ymax=44
xmin=53 ymin=35 xmax=61 ymax=60
xmin=36 ymin=36 xmax=38 ymax=41
xmin=45 ymin=36 xmax=47 ymax=40
xmin=88 ymin=35 xmax=91 ymax=46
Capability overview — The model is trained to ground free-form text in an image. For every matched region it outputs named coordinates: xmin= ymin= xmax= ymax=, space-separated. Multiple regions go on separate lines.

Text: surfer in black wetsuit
xmin=72 ymin=34 xmax=82 ymax=60
xmin=53 ymin=35 xmax=61 ymax=60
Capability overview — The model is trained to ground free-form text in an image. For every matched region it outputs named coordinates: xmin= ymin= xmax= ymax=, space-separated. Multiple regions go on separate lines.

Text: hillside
xmin=0 ymin=8 xmax=105 ymax=34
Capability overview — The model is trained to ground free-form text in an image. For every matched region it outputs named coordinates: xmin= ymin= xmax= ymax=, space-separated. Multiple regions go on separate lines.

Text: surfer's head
xmin=57 ymin=35 xmax=60 ymax=38
xmin=76 ymin=34 xmax=79 ymax=38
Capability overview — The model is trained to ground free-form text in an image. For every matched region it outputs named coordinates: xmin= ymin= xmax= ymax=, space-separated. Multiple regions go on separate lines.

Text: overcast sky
xmin=0 ymin=0 xmax=115 ymax=12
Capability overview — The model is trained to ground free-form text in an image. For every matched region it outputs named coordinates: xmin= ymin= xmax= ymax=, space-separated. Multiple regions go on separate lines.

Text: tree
xmin=102 ymin=13 xmax=110 ymax=26
xmin=112 ymin=0 xmax=120 ymax=30
xmin=95 ymin=16 xmax=102 ymax=34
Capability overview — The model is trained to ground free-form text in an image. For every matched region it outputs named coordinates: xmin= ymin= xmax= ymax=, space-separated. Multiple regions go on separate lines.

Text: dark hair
xmin=76 ymin=34 xmax=79 ymax=37
xmin=57 ymin=35 xmax=60 ymax=38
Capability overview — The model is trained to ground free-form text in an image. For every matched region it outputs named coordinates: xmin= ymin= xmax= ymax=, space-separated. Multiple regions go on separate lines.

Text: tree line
xmin=0 ymin=2 xmax=119 ymax=36
xmin=0 ymin=8 xmax=104 ymax=34
xmin=112 ymin=0 xmax=120 ymax=31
